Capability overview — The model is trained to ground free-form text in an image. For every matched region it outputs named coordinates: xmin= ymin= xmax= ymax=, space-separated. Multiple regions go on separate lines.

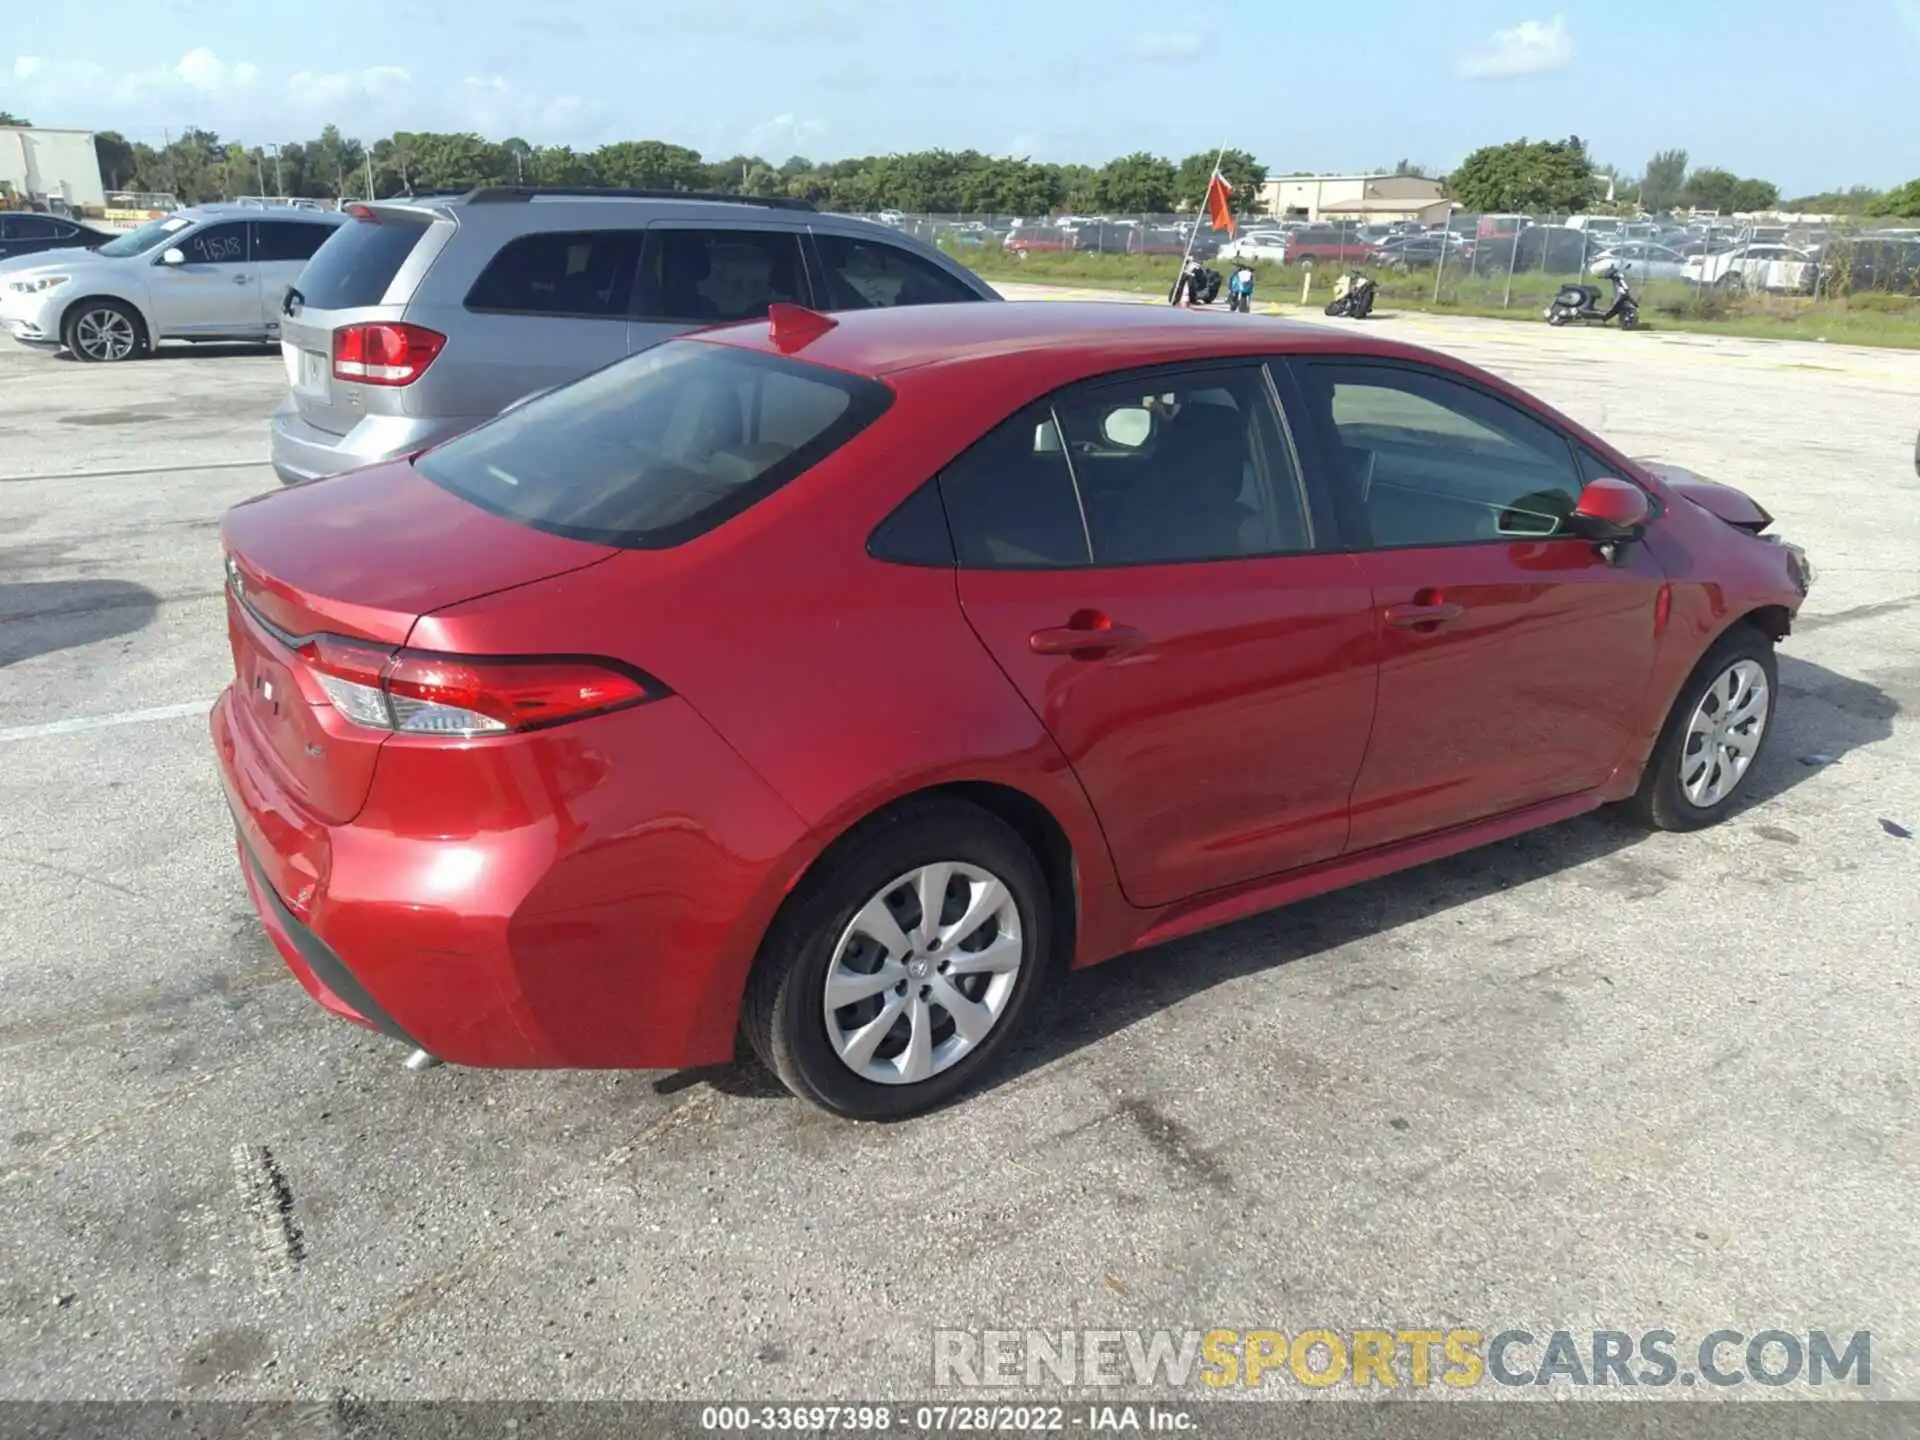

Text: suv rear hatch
xmin=220 ymin=462 xmax=618 ymax=824
xmin=279 ymin=204 xmax=449 ymax=440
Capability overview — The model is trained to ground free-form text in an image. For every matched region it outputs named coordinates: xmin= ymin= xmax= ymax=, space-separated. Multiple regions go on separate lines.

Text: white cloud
xmin=1127 ymin=32 xmax=1204 ymax=63
xmin=5 ymin=48 xmax=594 ymax=144
xmin=743 ymin=113 xmax=828 ymax=159
xmin=1457 ymin=16 xmax=1574 ymax=79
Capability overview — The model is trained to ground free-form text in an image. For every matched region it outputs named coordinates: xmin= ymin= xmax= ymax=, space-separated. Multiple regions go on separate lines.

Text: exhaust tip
xmin=402 ymin=1048 xmax=444 ymax=1072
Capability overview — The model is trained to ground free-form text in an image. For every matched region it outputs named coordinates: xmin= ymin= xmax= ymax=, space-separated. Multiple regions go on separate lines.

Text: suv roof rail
xmin=462 ymin=186 xmax=815 ymax=212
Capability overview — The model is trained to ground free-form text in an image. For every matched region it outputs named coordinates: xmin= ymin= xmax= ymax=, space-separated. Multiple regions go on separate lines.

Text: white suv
xmin=0 ymin=202 xmax=344 ymax=362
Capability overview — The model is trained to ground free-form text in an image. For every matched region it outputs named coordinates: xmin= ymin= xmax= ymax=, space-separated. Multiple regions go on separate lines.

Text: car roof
xmin=178 ymin=203 xmax=343 ymax=222
xmin=695 ymin=300 xmax=1451 ymax=381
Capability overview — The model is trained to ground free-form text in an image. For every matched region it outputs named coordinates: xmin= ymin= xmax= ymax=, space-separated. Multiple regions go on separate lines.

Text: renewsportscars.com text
xmin=932 ymin=1328 xmax=1872 ymax=1390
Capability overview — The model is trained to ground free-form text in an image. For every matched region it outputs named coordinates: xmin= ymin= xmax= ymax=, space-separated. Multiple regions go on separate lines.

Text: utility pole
xmin=268 ymin=143 xmax=283 ymax=197
xmin=365 ymin=152 xmax=375 ymax=201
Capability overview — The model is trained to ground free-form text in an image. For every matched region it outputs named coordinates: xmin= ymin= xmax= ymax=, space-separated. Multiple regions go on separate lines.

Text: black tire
xmin=62 ymin=298 xmax=146 ymax=363
xmin=1324 ymin=300 xmax=1345 ymax=317
xmin=742 ymin=800 xmax=1052 ymax=1119
xmin=1625 ymin=624 xmax=1778 ymax=831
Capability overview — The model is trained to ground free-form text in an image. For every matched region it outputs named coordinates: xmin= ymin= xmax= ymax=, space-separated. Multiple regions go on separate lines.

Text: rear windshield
xmin=296 ymin=210 xmax=434 ymax=309
xmin=413 ymin=341 xmax=894 ymax=548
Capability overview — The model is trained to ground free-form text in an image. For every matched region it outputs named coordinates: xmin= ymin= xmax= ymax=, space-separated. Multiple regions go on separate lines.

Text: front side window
xmin=813 ymin=233 xmax=979 ymax=309
xmin=1304 ymin=362 xmax=1584 ymax=546
xmin=465 ymin=230 xmax=641 ymax=318
xmin=414 ymin=341 xmax=891 ymax=548
xmin=178 ymin=223 xmax=249 ymax=265
xmin=633 ymin=229 xmax=807 ymax=323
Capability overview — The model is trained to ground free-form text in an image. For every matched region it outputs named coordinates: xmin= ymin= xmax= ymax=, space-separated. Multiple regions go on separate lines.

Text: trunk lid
xmin=219 ymin=461 xmax=619 ymax=822
xmin=279 ymin=204 xmax=448 ymax=438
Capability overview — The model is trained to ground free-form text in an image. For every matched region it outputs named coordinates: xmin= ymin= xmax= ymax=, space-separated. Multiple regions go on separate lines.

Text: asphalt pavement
xmin=1 ymin=308 xmax=1916 ymax=1412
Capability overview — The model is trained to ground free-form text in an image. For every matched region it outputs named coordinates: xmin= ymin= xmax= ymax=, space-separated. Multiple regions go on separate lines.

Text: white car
xmin=1589 ymin=243 xmax=1688 ymax=282
xmin=1218 ymin=234 xmax=1290 ymax=263
xmin=0 ymin=202 xmax=343 ymax=362
xmin=1683 ymin=243 xmax=1818 ymax=294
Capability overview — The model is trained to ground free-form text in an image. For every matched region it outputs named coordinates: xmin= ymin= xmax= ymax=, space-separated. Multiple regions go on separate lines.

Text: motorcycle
xmin=1547 ymin=264 xmax=1640 ymax=328
xmin=1323 ymin=271 xmax=1376 ymax=319
xmin=1170 ymin=260 xmax=1223 ymax=306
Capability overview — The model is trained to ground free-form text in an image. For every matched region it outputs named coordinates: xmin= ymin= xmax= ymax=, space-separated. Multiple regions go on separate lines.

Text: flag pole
xmin=1171 ymin=141 xmax=1230 ymax=304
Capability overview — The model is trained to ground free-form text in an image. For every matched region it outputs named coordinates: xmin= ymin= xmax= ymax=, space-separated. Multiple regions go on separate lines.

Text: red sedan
xmin=213 ymin=301 xmax=1812 ymax=1118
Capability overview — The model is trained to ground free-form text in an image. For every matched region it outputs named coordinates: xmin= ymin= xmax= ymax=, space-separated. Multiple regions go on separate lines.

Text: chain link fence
xmin=876 ymin=210 xmax=1920 ymax=322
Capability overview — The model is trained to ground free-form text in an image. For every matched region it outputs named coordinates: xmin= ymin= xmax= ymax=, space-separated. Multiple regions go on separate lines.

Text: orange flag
xmin=1205 ymin=171 xmax=1235 ymax=236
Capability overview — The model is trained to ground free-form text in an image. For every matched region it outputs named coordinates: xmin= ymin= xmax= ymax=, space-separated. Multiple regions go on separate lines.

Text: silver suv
xmin=270 ymin=187 xmax=1000 ymax=484
xmin=0 ymin=202 xmax=344 ymax=361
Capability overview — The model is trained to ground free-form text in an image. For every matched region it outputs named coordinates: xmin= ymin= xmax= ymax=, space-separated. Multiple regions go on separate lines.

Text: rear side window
xmin=254 ymin=220 xmax=333 ymax=263
xmin=633 ymin=229 xmax=808 ymax=323
xmin=414 ymin=341 xmax=892 ymax=548
xmin=813 ymin=233 xmax=980 ymax=308
xmin=7 ymin=215 xmax=63 ymax=239
xmin=297 ymin=211 xmax=433 ymax=309
xmin=465 ymin=230 xmax=642 ymax=318
xmin=938 ymin=404 xmax=1091 ymax=568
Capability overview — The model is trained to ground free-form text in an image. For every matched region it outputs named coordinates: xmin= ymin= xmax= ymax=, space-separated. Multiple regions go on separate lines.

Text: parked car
xmin=1003 ymin=225 xmax=1075 ymax=255
xmin=1588 ymin=242 xmax=1688 ymax=281
xmin=1375 ymin=232 xmax=1469 ymax=269
xmin=269 ymin=187 xmax=998 ymax=485
xmin=1218 ymin=233 xmax=1290 ymax=264
xmin=1683 ymin=243 xmax=1818 ymax=293
xmin=1285 ymin=225 xmax=1378 ymax=266
xmin=0 ymin=203 xmax=345 ymax=361
xmin=0 ymin=212 xmax=120 ymax=265
xmin=213 ymin=300 xmax=1811 ymax=1117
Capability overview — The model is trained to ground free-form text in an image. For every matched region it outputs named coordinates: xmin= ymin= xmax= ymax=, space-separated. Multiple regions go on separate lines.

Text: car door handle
xmin=232 ymin=274 xmax=252 ymax=284
xmin=1383 ymin=600 xmax=1464 ymax=629
xmin=1029 ymin=613 xmax=1145 ymax=658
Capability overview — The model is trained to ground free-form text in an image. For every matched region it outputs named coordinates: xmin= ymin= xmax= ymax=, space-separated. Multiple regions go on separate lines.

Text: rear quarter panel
xmin=409 ymin=366 xmax=1138 ymax=997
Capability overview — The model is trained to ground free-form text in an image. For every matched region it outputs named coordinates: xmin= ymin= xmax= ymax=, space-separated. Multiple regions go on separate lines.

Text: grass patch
xmin=951 ymin=247 xmax=1920 ymax=349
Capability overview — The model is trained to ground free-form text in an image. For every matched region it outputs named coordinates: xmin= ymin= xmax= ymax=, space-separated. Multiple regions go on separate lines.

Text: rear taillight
xmin=296 ymin=636 xmax=659 ymax=736
xmin=332 ymin=322 xmax=445 ymax=386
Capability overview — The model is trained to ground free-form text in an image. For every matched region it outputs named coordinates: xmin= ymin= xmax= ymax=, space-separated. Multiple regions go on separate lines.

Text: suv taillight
xmin=332 ymin=322 xmax=445 ymax=386
xmin=299 ymin=635 xmax=661 ymax=736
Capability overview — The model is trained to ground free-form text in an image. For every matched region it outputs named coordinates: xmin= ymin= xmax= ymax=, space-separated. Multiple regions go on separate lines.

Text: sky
xmin=5 ymin=0 xmax=1919 ymax=195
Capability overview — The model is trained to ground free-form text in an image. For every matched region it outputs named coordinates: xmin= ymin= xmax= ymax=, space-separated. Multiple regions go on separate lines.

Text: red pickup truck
xmin=1284 ymin=226 xmax=1380 ymax=266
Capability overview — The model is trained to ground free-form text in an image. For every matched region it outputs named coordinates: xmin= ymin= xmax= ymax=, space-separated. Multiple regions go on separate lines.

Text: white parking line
xmin=0 ymin=700 xmax=211 ymax=744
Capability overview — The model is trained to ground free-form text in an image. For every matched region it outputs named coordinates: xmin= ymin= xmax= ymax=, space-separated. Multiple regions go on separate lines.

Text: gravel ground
xmin=1 ymin=306 xmax=1916 ymax=1416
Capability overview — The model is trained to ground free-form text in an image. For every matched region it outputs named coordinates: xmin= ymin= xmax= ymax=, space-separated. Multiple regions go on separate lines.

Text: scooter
xmin=1323 ymin=271 xmax=1377 ymax=318
xmin=1547 ymin=264 xmax=1640 ymax=328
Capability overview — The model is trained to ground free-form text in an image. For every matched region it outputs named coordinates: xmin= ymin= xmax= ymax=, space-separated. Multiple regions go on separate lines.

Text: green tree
xmin=591 ymin=139 xmax=705 ymax=190
xmin=1173 ymin=149 xmax=1267 ymax=215
xmin=1681 ymin=167 xmax=1776 ymax=214
xmin=0 ymin=111 xmax=29 ymax=126
xmin=1869 ymin=179 xmax=1920 ymax=218
xmin=1782 ymin=186 xmax=1883 ymax=214
xmin=1640 ymin=148 xmax=1688 ymax=213
xmin=309 ymin=124 xmax=367 ymax=199
xmin=94 ymin=131 xmax=138 ymax=190
xmin=530 ymin=145 xmax=597 ymax=187
xmin=1446 ymin=136 xmax=1595 ymax=213
xmin=1094 ymin=151 xmax=1176 ymax=213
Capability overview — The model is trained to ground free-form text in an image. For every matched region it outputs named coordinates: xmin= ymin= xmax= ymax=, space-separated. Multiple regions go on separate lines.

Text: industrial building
xmin=1258 ymin=172 xmax=1452 ymax=225
xmin=0 ymin=126 xmax=108 ymax=213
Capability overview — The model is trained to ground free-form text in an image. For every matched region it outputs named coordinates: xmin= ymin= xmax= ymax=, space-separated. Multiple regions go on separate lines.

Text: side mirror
xmin=1569 ymin=477 xmax=1652 ymax=542
xmin=159 ymin=247 xmax=185 ymax=266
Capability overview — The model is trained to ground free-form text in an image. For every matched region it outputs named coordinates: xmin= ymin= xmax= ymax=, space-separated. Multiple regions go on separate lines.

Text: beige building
xmin=1259 ymin=173 xmax=1450 ymax=224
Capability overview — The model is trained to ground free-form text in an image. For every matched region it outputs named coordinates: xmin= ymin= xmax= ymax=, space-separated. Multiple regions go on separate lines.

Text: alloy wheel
xmin=822 ymin=861 xmax=1023 ymax=1086
xmin=1679 ymin=658 xmax=1770 ymax=808
xmin=74 ymin=308 xmax=138 ymax=362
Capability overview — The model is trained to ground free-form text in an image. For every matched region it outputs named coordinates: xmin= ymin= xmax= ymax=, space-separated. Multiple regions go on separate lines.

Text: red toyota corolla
xmin=212 ymin=301 xmax=1812 ymax=1118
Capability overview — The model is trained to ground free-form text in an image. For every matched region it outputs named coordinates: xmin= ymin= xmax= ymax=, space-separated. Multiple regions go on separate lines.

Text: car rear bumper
xmin=211 ymin=681 xmax=813 ymax=1070
xmin=268 ymin=396 xmax=467 ymax=486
